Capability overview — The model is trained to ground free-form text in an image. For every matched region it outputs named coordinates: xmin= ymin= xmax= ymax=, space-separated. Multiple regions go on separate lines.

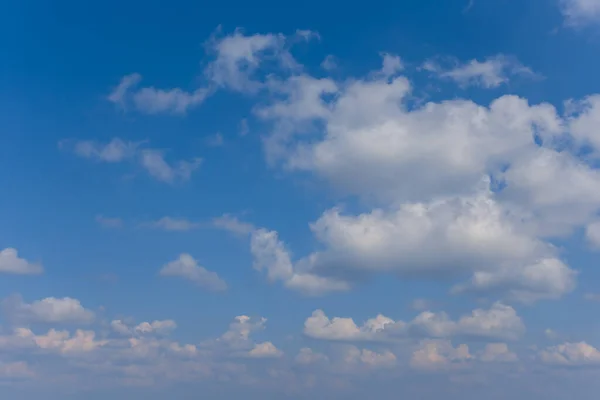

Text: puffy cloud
xmin=2 ymin=295 xmax=95 ymax=324
xmin=248 ymin=342 xmax=283 ymax=358
xmin=159 ymin=254 xmax=227 ymax=292
xmin=0 ymin=328 xmax=106 ymax=354
xmin=295 ymin=348 xmax=328 ymax=365
xmin=410 ymin=340 xmax=472 ymax=371
xmin=379 ymin=53 xmax=404 ymax=78
xmin=62 ymin=138 xmax=202 ymax=184
xmin=585 ymin=221 xmax=600 ymax=248
xmin=139 ymin=150 xmax=202 ymax=184
xmin=423 ymin=55 xmax=536 ymax=88
xmin=540 ymin=342 xmax=600 ymax=366
xmin=204 ymin=29 xmax=295 ymax=93
xmin=304 ymin=303 xmax=525 ymax=342
xmin=342 ymin=346 xmax=397 ymax=369
xmin=479 ymin=343 xmax=518 ymax=362
xmin=250 ymin=228 xmax=350 ymax=296
xmin=0 ymin=248 xmax=43 ymax=275
xmin=299 ymin=184 xmax=575 ymax=302
xmin=111 ymin=319 xmax=177 ymax=336
xmin=560 ymin=0 xmax=600 ymax=26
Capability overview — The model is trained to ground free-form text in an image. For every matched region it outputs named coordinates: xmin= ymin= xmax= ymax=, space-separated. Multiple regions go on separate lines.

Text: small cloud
xmin=321 ymin=55 xmax=338 ymax=71
xmin=248 ymin=341 xmax=283 ymax=358
xmin=239 ymin=118 xmax=250 ymax=136
xmin=0 ymin=248 xmax=43 ymax=275
xmin=584 ymin=293 xmax=600 ymax=301
xmin=142 ymin=217 xmax=201 ymax=232
xmin=95 ymin=215 xmax=123 ymax=229
xmin=213 ymin=214 xmax=255 ymax=236
xmin=423 ymin=54 xmax=538 ymax=88
xmin=159 ymin=254 xmax=227 ymax=292
xmin=206 ymin=132 xmax=225 ymax=147
xmin=61 ymin=138 xmax=202 ymax=185
xmin=2 ymin=294 xmax=95 ymax=324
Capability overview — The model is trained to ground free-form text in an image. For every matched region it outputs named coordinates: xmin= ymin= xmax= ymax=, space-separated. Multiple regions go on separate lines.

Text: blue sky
xmin=2 ymin=0 xmax=600 ymax=398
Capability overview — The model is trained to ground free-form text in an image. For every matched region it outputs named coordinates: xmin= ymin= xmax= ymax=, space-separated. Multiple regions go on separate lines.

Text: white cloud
xmin=0 ymin=328 xmax=106 ymax=354
xmin=70 ymin=138 xmax=141 ymax=162
xmin=204 ymin=29 xmax=294 ymax=93
xmin=107 ymin=73 xmax=142 ymax=107
xmin=133 ymin=87 xmax=210 ymax=115
xmin=379 ymin=53 xmax=404 ymax=78
xmin=320 ymin=55 xmax=337 ymax=71
xmin=95 ymin=215 xmax=123 ymax=229
xmin=2 ymin=295 xmax=95 ymax=324
xmin=0 ymin=361 xmax=34 ymax=379
xmin=0 ymin=248 xmax=43 ymax=275
xmin=213 ymin=215 xmax=255 ymax=236
xmin=108 ymin=73 xmax=210 ymax=115
xmin=300 ymin=184 xmax=575 ymax=302
xmin=303 ymin=302 xmax=525 ymax=342
xmin=479 ymin=343 xmax=518 ymax=362
xmin=139 ymin=149 xmax=202 ymax=183
xmin=343 ymin=346 xmax=397 ymax=369
xmin=248 ymin=342 xmax=283 ymax=358
xmin=250 ymin=228 xmax=350 ymax=296
xmin=111 ymin=319 xmax=177 ymax=336
xmin=540 ymin=342 xmax=600 ymax=366
xmin=410 ymin=340 xmax=472 ymax=371
xmin=144 ymin=217 xmax=201 ymax=231
xmin=159 ymin=254 xmax=227 ymax=292
xmin=295 ymin=347 xmax=328 ymax=365
xmin=63 ymin=138 xmax=202 ymax=184
xmin=585 ymin=221 xmax=600 ymax=248
xmin=239 ymin=118 xmax=250 ymax=136
xmin=423 ymin=55 xmax=536 ymax=88
xmin=560 ymin=0 xmax=600 ymax=26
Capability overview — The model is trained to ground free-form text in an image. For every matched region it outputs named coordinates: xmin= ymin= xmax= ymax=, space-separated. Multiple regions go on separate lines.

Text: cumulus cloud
xmin=248 ymin=342 xmax=283 ymax=358
xmin=0 ymin=248 xmax=43 ymax=275
xmin=423 ymin=55 xmax=536 ymax=88
xmin=110 ymin=319 xmax=177 ymax=336
xmin=479 ymin=343 xmax=518 ymax=362
xmin=159 ymin=254 xmax=227 ymax=292
xmin=250 ymin=228 xmax=350 ymax=296
xmin=304 ymin=303 xmax=525 ymax=342
xmin=342 ymin=346 xmax=397 ymax=369
xmin=410 ymin=340 xmax=472 ymax=371
xmin=560 ymin=0 xmax=600 ymax=26
xmin=2 ymin=295 xmax=95 ymax=324
xmin=540 ymin=342 xmax=600 ymax=366
xmin=0 ymin=328 xmax=106 ymax=354
xmin=62 ymin=138 xmax=202 ymax=184
xmin=295 ymin=347 xmax=329 ymax=365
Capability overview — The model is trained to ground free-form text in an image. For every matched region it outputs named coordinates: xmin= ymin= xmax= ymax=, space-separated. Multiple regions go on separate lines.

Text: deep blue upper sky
xmin=1 ymin=1 xmax=600 ymax=399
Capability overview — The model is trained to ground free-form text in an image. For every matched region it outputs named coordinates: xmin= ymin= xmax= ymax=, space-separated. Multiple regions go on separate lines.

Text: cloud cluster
xmin=303 ymin=302 xmax=525 ymax=342
xmin=60 ymin=138 xmax=202 ymax=184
